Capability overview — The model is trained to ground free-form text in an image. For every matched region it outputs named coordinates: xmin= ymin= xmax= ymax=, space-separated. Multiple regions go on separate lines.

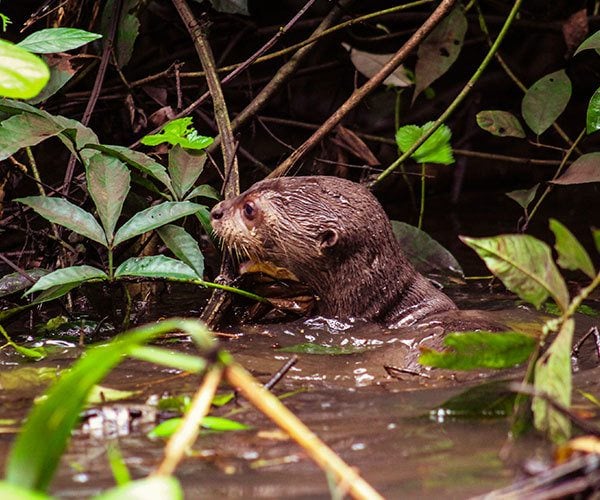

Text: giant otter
xmin=209 ymin=175 xmax=484 ymax=329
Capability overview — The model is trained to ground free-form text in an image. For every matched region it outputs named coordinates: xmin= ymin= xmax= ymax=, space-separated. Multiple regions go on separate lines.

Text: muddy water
xmin=1 ymin=283 xmax=599 ymax=498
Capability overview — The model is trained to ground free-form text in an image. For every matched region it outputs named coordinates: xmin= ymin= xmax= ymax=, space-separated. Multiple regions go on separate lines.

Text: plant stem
xmin=154 ymin=363 xmax=223 ymax=476
xmin=562 ymin=271 xmax=600 ymax=321
xmin=523 ymin=127 xmax=586 ymax=230
xmin=418 ymin=163 xmax=426 ymax=229
xmin=224 ymin=359 xmax=384 ymax=500
xmin=108 ymin=248 xmax=114 ymax=280
xmin=372 ymin=0 xmax=524 ymax=186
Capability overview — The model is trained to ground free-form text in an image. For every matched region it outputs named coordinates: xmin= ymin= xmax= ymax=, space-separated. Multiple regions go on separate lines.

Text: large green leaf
xmin=157 ymin=224 xmax=204 ymax=278
xmin=24 ymin=266 xmax=108 ymax=296
xmin=0 ymin=113 xmax=64 ymax=160
xmin=0 ymin=40 xmax=49 ymax=99
xmin=461 ymin=234 xmax=569 ymax=311
xmin=113 ymin=201 xmax=203 ymax=247
xmin=476 ymin=110 xmax=526 ymax=138
xmin=549 ymin=219 xmax=595 ymax=279
xmin=522 ymin=70 xmax=571 ymax=135
xmin=17 ymin=28 xmax=102 ymax=54
xmin=5 ymin=319 xmax=213 ymax=491
xmin=114 ymin=255 xmax=199 ymax=280
xmin=95 ymin=476 xmax=182 ymax=500
xmin=168 ymin=145 xmax=206 ymax=199
xmin=84 ymin=143 xmax=172 ymax=191
xmin=395 ymin=122 xmax=454 ymax=165
xmin=414 ymin=6 xmax=467 ymax=99
xmin=587 ymin=86 xmax=600 ymax=135
xmin=16 ymin=196 xmax=107 ymax=246
xmin=533 ymin=318 xmax=573 ymax=443
xmin=419 ymin=331 xmax=536 ymax=370
xmin=550 ymin=152 xmax=600 ymax=185
xmin=86 ymin=154 xmax=130 ymax=242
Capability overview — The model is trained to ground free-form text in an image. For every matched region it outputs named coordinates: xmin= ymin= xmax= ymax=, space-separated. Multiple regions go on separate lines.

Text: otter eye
xmin=242 ymin=201 xmax=256 ymax=220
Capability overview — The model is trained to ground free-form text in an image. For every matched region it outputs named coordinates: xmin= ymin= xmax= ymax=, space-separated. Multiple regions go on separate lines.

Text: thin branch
xmin=268 ymin=0 xmax=457 ymax=179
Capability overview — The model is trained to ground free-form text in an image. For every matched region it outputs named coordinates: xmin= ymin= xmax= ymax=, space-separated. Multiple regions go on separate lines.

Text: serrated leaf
xmin=506 ymin=184 xmax=539 ymax=211
xmin=522 ymin=70 xmax=571 ymax=135
xmin=0 ymin=112 xmax=65 ymax=160
xmin=343 ymin=44 xmax=412 ymax=87
xmin=95 ymin=476 xmax=183 ymax=500
xmin=549 ymin=219 xmax=595 ymax=278
xmin=85 ymin=143 xmax=172 ymax=191
xmin=0 ymin=269 xmax=50 ymax=297
xmin=461 ymin=234 xmax=569 ymax=311
xmin=586 ymin=87 xmax=600 ymax=134
xmin=391 ymin=221 xmax=463 ymax=277
xmin=476 ymin=110 xmax=526 ymax=138
xmin=0 ymin=40 xmax=49 ymax=99
xmin=157 ymin=224 xmax=204 ymax=278
xmin=17 ymin=28 xmax=102 ymax=54
xmin=87 ymin=154 xmax=130 ymax=242
xmin=113 ymin=201 xmax=203 ymax=246
xmin=533 ymin=318 xmax=573 ymax=443
xmin=24 ymin=266 xmax=108 ymax=296
xmin=185 ymin=184 xmax=220 ymax=201
xmin=414 ymin=6 xmax=467 ymax=99
xmin=114 ymin=255 xmax=199 ymax=280
xmin=395 ymin=122 xmax=454 ymax=165
xmin=574 ymin=29 xmax=600 ymax=55
xmin=551 ymin=152 xmax=600 ymax=185
xmin=141 ymin=117 xmax=214 ymax=150
xmin=419 ymin=331 xmax=536 ymax=370
xmin=168 ymin=145 xmax=206 ymax=199
xmin=16 ymin=196 xmax=107 ymax=246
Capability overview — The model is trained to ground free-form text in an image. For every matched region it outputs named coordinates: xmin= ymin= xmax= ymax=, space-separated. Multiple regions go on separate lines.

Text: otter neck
xmin=296 ymin=240 xmax=457 ymax=327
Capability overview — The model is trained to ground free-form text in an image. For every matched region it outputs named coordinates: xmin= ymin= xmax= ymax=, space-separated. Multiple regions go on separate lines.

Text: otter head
xmin=210 ymin=176 xmax=395 ymax=286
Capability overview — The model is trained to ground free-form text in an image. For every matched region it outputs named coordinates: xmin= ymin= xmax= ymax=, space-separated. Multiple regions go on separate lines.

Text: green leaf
xmin=586 ymin=87 xmax=600 ymax=134
xmin=549 ymin=219 xmax=595 ymax=278
xmin=141 ymin=117 xmax=214 ymax=150
xmin=476 ymin=110 xmax=526 ymax=138
xmin=84 ymin=144 xmax=172 ymax=191
xmin=414 ymin=6 xmax=467 ymax=100
xmin=86 ymin=154 xmax=130 ymax=242
xmin=533 ymin=318 xmax=573 ymax=443
xmin=157 ymin=224 xmax=204 ymax=278
xmin=27 ymin=54 xmax=76 ymax=104
xmin=521 ymin=70 xmax=571 ymax=135
xmin=130 ymin=346 xmax=206 ymax=373
xmin=594 ymin=228 xmax=600 ymax=253
xmin=87 ymin=385 xmax=139 ymax=405
xmin=113 ymin=201 xmax=203 ymax=246
xmin=94 ymin=476 xmax=183 ymax=500
xmin=149 ymin=416 xmax=249 ymax=439
xmin=574 ymin=29 xmax=600 ymax=55
xmin=0 ymin=269 xmax=50 ymax=297
xmin=0 ymin=481 xmax=52 ymax=499
xmin=390 ymin=221 xmax=463 ymax=277
xmin=0 ymin=39 xmax=49 ymax=99
xmin=106 ymin=443 xmax=130 ymax=486
xmin=0 ymin=366 xmax=60 ymax=391
xmin=419 ymin=331 xmax=536 ymax=370
xmin=506 ymin=184 xmax=539 ymax=211
xmin=0 ymin=113 xmax=65 ymax=161
xmin=17 ymin=28 xmax=102 ymax=54
xmin=5 ymin=319 xmax=213 ymax=491
xmin=550 ymin=152 xmax=600 ymax=185
xmin=16 ymin=196 xmax=107 ymax=246
xmin=185 ymin=184 xmax=220 ymax=201
xmin=168 ymin=145 xmax=206 ymax=199
xmin=430 ymin=381 xmax=516 ymax=419
xmin=278 ymin=343 xmax=366 ymax=355
xmin=24 ymin=265 xmax=108 ymax=296
xmin=114 ymin=256 xmax=199 ymax=280
xmin=101 ymin=0 xmax=139 ymax=68
xmin=461 ymin=234 xmax=569 ymax=311
xmin=395 ymin=122 xmax=454 ymax=165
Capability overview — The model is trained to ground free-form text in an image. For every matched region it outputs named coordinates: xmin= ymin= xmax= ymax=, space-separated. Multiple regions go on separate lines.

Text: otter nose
xmin=210 ymin=202 xmax=225 ymax=221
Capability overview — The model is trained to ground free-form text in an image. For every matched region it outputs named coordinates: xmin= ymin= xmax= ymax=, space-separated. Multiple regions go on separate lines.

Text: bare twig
xmin=268 ymin=0 xmax=457 ymax=178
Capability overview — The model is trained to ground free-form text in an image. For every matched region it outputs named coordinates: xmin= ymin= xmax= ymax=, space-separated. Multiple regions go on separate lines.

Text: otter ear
xmin=319 ymin=229 xmax=339 ymax=250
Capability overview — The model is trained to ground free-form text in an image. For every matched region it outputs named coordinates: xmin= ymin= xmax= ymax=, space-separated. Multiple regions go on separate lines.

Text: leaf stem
xmin=372 ymin=0 xmax=524 ymax=186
